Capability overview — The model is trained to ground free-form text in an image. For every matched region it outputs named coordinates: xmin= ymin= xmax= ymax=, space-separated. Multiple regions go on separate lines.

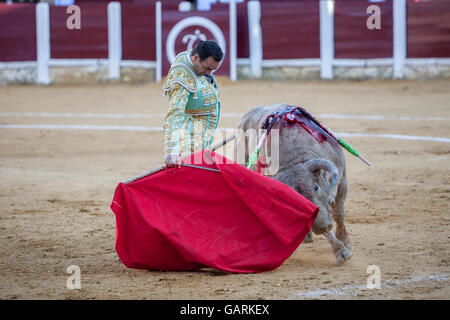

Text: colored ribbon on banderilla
xmin=246 ymin=113 xmax=281 ymax=169
xmin=246 ymin=106 xmax=372 ymax=169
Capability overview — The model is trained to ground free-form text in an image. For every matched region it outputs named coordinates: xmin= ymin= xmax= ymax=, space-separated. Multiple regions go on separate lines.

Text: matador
xmin=162 ymin=41 xmax=224 ymax=167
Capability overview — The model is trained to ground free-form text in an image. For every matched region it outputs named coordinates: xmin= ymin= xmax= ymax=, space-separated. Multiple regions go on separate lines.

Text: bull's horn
xmin=303 ymin=159 xmax=339 ymax=192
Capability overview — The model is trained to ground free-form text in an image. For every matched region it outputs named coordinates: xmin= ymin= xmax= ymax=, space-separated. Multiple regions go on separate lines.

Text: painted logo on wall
xmin=163 ymin=13 xmax=230 ymax=76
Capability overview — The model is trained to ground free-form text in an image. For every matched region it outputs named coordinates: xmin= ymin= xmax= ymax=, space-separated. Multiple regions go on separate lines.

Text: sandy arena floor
xmin=0 ymin=78 xmax=449 ymax=300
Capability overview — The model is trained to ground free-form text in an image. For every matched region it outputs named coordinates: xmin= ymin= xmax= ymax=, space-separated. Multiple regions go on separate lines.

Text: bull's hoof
xmin=343 ymin=241 xmax=353 ymax=251
xmin=335 ymin=248 xmax=352 ymax=265
xmin=336 ymin=227 xmax=352 ymax=251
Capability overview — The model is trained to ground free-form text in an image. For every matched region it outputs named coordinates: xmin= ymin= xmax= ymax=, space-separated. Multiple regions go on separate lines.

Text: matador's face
xmin=190 ymin=54 xmax=220 ymax=77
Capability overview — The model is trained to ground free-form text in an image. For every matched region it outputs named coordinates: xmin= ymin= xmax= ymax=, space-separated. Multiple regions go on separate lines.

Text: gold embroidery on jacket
xmin=163 ymin=52 xmax=220 ymax=158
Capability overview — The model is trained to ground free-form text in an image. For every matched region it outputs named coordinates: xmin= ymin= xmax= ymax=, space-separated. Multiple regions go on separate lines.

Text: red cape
xmin=111 ymin=151 xmax=318 ymax=273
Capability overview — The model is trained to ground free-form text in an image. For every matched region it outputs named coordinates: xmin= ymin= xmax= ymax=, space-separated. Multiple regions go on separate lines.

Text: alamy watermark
xmin=66 ymin=5 xmax=81 ymax=30
xmin=367 ymin=265 xmax=381 ymax=289
xmin=366 ymin=5 xmax=381 ymax=30
xmin=175 ymin=127 xmax=280 ymax=175
xmin=66 ymin=265 xmax=81 ymax=290
xmin=65 ymin=5 xmax=381 ymax=31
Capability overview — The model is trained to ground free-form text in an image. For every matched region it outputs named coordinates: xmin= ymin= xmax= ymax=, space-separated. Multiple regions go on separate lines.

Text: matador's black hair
xmin=191 ymin=40 xmax=224 ymax=62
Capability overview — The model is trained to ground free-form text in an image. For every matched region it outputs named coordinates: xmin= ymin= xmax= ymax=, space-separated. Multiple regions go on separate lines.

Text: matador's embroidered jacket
xmin=163 ymin=51 xmax=220 ymax=158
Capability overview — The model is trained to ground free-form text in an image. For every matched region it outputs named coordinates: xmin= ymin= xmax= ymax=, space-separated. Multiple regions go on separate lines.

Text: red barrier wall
xmin=121 ymin=3 xmax=156 ymax=61
xmin=208 ymin=2 xmax=249 ymax=58
xmin=2 ymin=1 xmax=450 ymax=65
xmin=407 ymin=0 xmax=450 ymax=58
xmin=235 ymin=2 xmax=249 ymax=59
xmin=260 ymin=1 xmax=320 ymax=59
xmin=0 ymin=4 xmax=36 ymax=61
xmin=183 ymin=2 xmax=250 ymax=59
xmin=50 ymin=4 xmax=108 ymax=59
xmin=334 ymin=0 xmax=393 ymax=59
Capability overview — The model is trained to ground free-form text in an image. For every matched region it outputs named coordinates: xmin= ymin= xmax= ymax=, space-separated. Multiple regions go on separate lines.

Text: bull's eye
xmin=314 ymin=184 xmax=319 ymax=192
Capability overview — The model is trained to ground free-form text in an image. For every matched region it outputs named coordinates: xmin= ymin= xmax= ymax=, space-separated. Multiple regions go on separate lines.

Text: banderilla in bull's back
xmin=294 ymin=107 xmax=372 ymax=167
xmin=211 ymin=106 xmax=372 ymax=168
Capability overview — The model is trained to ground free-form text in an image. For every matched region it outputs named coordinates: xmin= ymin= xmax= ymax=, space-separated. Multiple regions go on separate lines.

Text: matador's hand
xmin=203 ymin=149 xmax=214 ymax=165
xmin=165 ymin=154 xmax=182 ymax=168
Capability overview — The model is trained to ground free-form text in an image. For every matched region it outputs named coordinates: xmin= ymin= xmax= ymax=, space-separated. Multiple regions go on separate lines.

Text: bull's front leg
xmin=324 ymin=230 xmax=352 ymax=265
xmin=332 ymin=176 xmax=352 ymax=251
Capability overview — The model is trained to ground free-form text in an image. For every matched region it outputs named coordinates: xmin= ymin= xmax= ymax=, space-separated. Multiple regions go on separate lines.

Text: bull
xmin=233 ymin=103 xmax=352 ymax=264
